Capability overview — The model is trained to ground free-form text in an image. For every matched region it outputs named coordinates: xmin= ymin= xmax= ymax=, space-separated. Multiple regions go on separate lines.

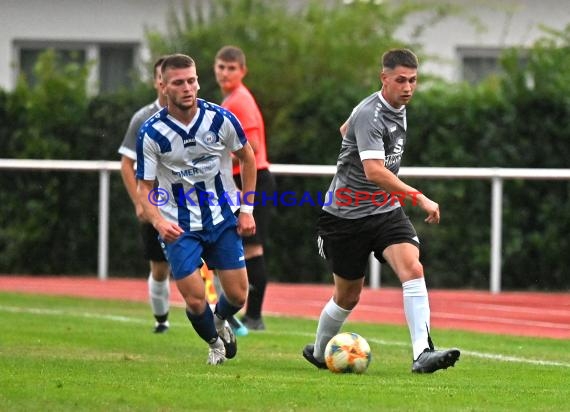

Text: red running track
xmin=1 ymin=275 xmax=569 ymax=340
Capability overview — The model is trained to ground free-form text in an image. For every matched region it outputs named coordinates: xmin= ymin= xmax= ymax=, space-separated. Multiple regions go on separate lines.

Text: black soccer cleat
xmin=302 ymin=344 xmax=327 ymax=369
xmin=153 ymin=322 xmax=169 ymax=334
xmin=218 ymin=324 xmax=237 ymax=359
xmin=412 ymin=348 xmax=461 ymax=373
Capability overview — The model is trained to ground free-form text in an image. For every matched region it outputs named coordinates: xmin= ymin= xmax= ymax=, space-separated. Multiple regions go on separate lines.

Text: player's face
xmin=214 ymin=59 xmax=245 ymax=94
xmin=380 ymin=66 xmax=417 ymax=109
xmin=162 ymin=66 xmax=199 ymax=111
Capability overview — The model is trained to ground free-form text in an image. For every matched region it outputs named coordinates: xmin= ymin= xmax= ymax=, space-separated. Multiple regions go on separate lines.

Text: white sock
xmin=403 ymin=277 xmax=431 ymax=360
xmin=314 ymin=298 xmax=351 ymax=361
xmin=148 ymin=273 xmax=170 ymax=318
xmin=209 ymin=337 xmax=224 ymax=349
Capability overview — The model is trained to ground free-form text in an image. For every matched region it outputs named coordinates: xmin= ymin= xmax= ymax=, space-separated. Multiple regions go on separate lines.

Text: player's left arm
xmin=242 ymin=125 xmax=261 ymax=152
xmin=227 ymin=97 xmax=261 ymax=153
xmin=231 ymin=123 xmax=260 ymax=169
xmin=233 ymin=142 xmax=257 ymax=236
xmin=362 ymin=159 xmax=440 ymax=224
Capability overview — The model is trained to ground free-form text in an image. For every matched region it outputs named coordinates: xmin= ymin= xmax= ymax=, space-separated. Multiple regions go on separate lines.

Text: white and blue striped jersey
xmin=136 ymin=99 xmax=247 ymax=232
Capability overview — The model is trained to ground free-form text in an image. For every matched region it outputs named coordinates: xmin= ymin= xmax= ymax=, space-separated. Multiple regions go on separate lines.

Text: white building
xmin=399 ymin=0 xmax=570 ymax=82
xmin=0 ymin=0 xmax=182 ymax=93
xmin=1 ymin=0 xmax=569 ymax=92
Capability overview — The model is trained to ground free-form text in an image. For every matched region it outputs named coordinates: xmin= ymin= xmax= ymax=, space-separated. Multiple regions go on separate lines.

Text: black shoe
xmin=153 ymin=322 xmax=169 ymax=334
xmin=218 ymin=324 xmax=237 ymax=359
xmin=412 ymin=348 xmax=460 ymax=373
xmin=241 ymin=315 xmax=266 ymax=331
xmin=302 ymin=344 xmax=327 ymax=369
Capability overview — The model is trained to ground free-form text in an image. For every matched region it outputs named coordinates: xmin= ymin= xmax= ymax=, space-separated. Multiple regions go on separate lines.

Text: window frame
xmin=12 ymin=39 xmax=140 ymax=93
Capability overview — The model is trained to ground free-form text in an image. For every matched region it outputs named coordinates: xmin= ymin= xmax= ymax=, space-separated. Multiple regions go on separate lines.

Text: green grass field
xmin=1 ymin=292 xmax=568 ymax=411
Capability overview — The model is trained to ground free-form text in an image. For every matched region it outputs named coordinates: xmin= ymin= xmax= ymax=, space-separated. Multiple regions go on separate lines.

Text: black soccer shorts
xmin=316 ymin=208 xmax=420 ymax=280
xmin=141 ymin=222 xmax=167 ymax=262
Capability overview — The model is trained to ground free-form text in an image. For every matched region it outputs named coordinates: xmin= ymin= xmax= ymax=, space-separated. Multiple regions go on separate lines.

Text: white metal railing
xmin=2 ymin=158 xmax=570 ymax=293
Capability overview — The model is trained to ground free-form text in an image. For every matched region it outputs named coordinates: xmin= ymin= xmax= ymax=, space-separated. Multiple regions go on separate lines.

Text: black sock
xmin=186 ymin=303 xmax=217 ymax=344
xmin=245 ymin=255 xmax=267 ymax=319
xmin=215 ymin=293 xmax=242 ymax=319
xmin=155 ymin=313 xmax=168 ymax=323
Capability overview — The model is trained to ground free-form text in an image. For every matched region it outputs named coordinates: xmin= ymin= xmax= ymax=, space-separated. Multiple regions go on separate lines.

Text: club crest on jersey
xmin=202 ymin=131 xmax=218 ymax=145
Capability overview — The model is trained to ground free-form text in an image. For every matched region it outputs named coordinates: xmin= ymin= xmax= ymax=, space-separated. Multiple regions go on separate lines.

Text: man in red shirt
xmin=214 ymin=45 xmax=276 ymax=330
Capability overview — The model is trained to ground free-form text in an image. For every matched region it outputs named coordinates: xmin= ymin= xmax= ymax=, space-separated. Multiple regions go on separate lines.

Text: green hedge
xmin=0 ymin=51 xmax=154 ymax=277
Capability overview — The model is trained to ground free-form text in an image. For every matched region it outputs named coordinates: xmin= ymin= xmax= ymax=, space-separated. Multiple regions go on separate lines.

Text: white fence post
xmin=369 ymin=253 xmax=381 ymax=289
xmin=98 ymin=169 xmax=110 ymax=280
xmin=490 ymin=175 xmax=503 ymax=294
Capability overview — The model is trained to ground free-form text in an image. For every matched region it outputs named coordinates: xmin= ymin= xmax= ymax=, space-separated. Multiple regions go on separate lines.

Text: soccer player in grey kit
xmin=118 ymin=57 xmax=172 ymax=334
xmin=303 ymin=48 xmax=460 ymax=373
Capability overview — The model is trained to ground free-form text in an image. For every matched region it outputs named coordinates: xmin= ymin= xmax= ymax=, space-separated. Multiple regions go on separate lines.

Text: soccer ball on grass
xmin=324 ymin=332 xmax=371 ymax=374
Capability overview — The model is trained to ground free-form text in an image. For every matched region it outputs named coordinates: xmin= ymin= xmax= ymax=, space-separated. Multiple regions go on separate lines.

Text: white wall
xmin=1 ymin=0 xmax=569 ymax=90
xmin=397 ymin=0 xmax=570 ymax=81
xmin=0 ymin=0 xmax=185 ymax=90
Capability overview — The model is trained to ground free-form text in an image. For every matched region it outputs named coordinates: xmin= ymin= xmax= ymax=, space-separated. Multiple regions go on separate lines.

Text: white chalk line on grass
xmin=2 ymin=305 xmax=569 ymax=368
xmin=0 ymin=305 xmax=147 ymax=324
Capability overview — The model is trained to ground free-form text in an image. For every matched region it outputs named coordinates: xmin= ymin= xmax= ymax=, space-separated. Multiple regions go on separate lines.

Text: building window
xmin=14 ymin=40 xmax=139 ymax=93
xmin=457 ymin=47 xmax=504 ymax=84
xmin=99 ymin=46 xmax=136 ymax=93
xmin=19 ymin=47 xmax=86 ymax=87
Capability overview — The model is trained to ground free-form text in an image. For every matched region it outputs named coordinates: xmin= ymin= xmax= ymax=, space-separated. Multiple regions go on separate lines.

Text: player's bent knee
xmin=226 ymin=292 xmax=247 ymax=308
xmin=334 ymin=293 xmax=360 ymax=310
xmin=185 ymin=299 xmax=207 ymax=315
xmin=408 ymin=261 xmax=424 ymax=278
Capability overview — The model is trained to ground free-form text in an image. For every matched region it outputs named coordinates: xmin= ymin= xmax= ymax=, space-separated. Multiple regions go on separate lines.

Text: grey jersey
xmin=118 ymin=99 xmax=162 ymax=161
xmin=323 ymin=91 xmax=408 ymax=219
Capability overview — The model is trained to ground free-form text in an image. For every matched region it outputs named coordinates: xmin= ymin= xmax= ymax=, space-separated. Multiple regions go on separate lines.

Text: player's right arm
xmin=137 ymin=179 xmax=184 ymax=242
xmin=120 ymin=156 xmax=145 ymax=220
xmin=136 ymin=129 xmax=184 ymax=242
xmin=119 ymin=110 xmax=146 ymax=219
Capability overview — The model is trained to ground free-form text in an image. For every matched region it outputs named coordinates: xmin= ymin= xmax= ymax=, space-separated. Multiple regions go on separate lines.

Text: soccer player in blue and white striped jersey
xmin=136 ymin=54 xmax=256 ymax=365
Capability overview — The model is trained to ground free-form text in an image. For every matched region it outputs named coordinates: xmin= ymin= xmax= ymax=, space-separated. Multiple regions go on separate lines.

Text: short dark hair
xmin=382 ymin=49 xmax=418 ymax=70
xmin=152 ymin=56 xmax=167 ymax=80
xmin=215 ymin=45 xmax=246 ymax=67
xmin=160 ymin=54 xmax=196 ymax=77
